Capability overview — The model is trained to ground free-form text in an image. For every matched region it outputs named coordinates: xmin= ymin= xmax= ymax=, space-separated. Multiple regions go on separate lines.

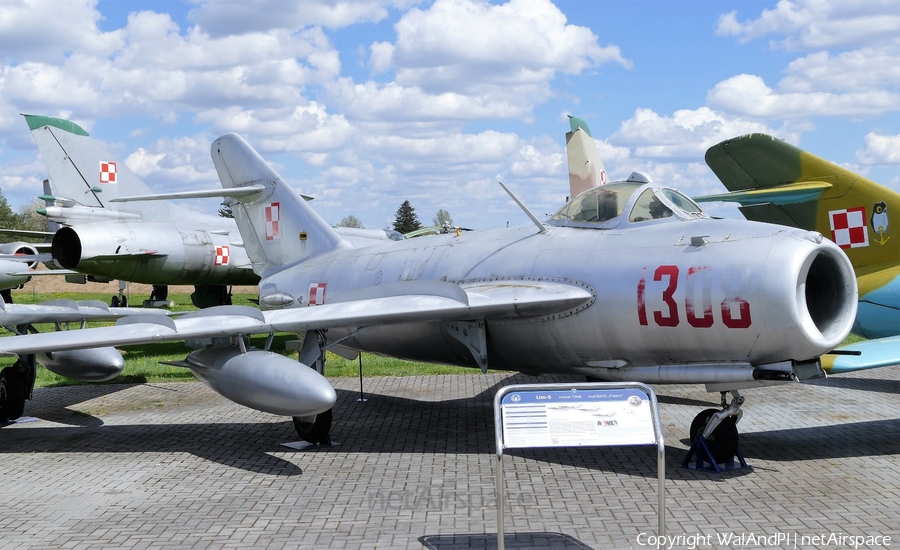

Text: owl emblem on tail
xmin=871 ymin=201 xmax=889 ymax=245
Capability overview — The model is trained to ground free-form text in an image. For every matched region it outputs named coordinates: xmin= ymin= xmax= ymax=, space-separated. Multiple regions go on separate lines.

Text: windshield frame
xmin=547 ymin=182 xmax=709 ymax=229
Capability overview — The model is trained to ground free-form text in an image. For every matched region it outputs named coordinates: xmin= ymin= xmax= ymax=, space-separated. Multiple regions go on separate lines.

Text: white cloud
xmin=123 ymin=134 xmax=219 ymax=190
xmin=707 ymin=74 xmax=900 ymax=119
xmin=327 ymin=78 xmax=530 ymax=122
xmin=382 ymin=0 xmax=629 ymax=92
xmin=188 ymin=0 xmax=419 ymax=36
xmin=778 ymin=45 xmax=900 ymax=93
xmin=0 ymin=0 xmax=123 ymax=63
xmin=717 ymin=1 xmax=900 ymax=50
xmin=611 ymin=106 xmax=783 ymax=159
xmin=856 ymin=132 xmax=900 ymax=165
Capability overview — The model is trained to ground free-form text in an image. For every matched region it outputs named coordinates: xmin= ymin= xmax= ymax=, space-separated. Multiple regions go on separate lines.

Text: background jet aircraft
xmin=696 ymin=134 xmax=900 ymax=373
xmin=24 ymin=115 xmax=405 ymax=308
xmin=25 ymin=114 xmax=260 ymax=308
xmin=0 ymin=132 xmax=861 ymax=465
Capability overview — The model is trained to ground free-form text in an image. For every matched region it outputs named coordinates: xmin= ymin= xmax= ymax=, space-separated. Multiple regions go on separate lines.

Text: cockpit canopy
xmin=548 ymin=182 xmax=707 ymax=229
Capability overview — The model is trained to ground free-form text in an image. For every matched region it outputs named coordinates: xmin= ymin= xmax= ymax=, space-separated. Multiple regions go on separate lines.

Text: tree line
xmin=0 ymin=192 xmax=49 ymax=243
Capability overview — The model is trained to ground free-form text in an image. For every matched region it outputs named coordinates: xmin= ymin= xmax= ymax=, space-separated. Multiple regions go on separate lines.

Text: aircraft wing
xmin=0 ymin=298 xmax=171 ymax=328
xmin=0 ymin=280 xmax=593 ymax=355
xmin=823 ymin=336 xmax=900 ymax=373
xmin=0 ymin=229 xmax=54 ymax=240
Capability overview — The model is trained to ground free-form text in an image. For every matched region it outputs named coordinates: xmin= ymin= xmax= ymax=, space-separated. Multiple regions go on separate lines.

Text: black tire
xmin=121 ymin=295 xmax=128 ymax=308
xmin=152 ymin=285 xmax=169 ymax=301
xmin=110 ymin=295 xmax=119 ymax=308
xmin=292 ymin=408 xmax=333 ymax=444
xmin=0 ymin=367 xmax=26 ymax=421
xmin=689 ymin=408 xmax=739 ymax=464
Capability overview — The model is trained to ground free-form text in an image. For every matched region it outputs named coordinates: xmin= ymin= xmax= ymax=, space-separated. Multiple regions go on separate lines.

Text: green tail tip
xmin=567 ymin=115 xmax=592 ymax=138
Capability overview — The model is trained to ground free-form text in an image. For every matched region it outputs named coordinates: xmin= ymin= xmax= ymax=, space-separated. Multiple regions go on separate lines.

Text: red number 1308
xmin=637 ymin=265 xmax=752 ymax=329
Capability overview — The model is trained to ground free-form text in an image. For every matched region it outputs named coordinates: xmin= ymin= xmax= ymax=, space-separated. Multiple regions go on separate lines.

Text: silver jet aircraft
xmin=24 ymin=115 xmax=403 ymax=308
xmin=0 ymin=133 xmax=858 ymax=463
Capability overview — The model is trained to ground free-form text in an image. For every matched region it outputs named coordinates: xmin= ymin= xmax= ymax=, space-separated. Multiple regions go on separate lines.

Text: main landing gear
xmin=292 ymin=409 xmax=333 ymax=445
xmin=291 ymin=329 xmax=333 ymax=445
xmin=0 ymin=355 xmax=36 ymax=424
xmin=685 ymin=390 xmax=747 ymax=469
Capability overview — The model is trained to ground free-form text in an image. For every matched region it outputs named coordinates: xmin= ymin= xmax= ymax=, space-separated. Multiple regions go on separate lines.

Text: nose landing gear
xmin=683 ymin=390 xmax=749 ymax=472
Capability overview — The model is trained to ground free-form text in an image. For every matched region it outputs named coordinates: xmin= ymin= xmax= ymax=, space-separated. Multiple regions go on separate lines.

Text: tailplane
xmin=210 ymin=133 xmax=349 ymax=276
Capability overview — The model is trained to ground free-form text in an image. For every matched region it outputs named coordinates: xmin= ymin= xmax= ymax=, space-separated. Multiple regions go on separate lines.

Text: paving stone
xmin=1 ymin=368 xmax=899 ymax=549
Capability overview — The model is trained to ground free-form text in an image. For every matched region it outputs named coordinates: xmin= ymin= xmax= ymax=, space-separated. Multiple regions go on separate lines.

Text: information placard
xmin=500 ymin=387 xmax=656 ymax=448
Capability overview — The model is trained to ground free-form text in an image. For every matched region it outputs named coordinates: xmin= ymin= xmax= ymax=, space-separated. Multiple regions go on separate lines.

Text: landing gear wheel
xmin=151 ymin=285 xmax=168 ymax=301
xmin=120 ymin=295 xmax=127 ymax=307
xmin=292 ymin=408 xmax=333 ymax=444
xmin=0 ymin=366 xmax=27 ymax=421
xmin=690 ymin=408 xmax=739 ymax=464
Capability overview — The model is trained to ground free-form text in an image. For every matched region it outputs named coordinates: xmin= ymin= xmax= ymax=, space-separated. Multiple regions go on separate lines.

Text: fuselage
xmin=260 ymin=216 xmax=856 ymax=377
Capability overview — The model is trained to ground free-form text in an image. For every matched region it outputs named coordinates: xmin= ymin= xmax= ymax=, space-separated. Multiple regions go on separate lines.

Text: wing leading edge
xmin=0 ymin=280 xmax=594 ymax=355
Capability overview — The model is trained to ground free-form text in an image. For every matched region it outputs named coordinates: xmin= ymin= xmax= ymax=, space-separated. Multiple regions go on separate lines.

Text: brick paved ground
xmin=1 ymin=367 xmax=898 ymax=549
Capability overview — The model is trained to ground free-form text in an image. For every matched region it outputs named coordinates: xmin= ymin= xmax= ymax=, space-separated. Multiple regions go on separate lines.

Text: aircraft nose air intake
xmin=793 ymin=242 xmax=858 ymax=356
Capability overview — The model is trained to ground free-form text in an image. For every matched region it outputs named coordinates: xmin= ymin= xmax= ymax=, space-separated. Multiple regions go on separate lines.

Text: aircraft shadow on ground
xmin=4 ymin=376 xmax=898 ymax=477
xmin=807 ymin=375 xmax=900 ymax=395
xmin=2 ymin=383 xmax=136 ymax=428
xmin=739 ymin=419 xmax=900 ymax=461
xmin=419 ymin=532 xmax=595 ymax=549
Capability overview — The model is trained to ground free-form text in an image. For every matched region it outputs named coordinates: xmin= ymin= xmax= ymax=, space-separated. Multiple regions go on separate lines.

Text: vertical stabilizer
xmin=23 ymin=114 xmax=209 ymax=222
xmin=566 ymin=115 xmax=607 ymax=198
xmin=210 ymin=133 xmax=349 ymax=276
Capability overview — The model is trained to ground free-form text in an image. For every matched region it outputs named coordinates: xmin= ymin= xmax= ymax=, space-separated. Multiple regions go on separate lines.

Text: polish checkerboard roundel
xmin=829 ymin=207 xmax=869 ymax=249
xmin=100 ymin=161 xmax=117 ymax=184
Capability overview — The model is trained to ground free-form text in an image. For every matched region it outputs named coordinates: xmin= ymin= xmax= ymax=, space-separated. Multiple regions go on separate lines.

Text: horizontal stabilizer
xmin=108 ymin=186 xmax=292 ymax=203
xmin=695 ymin=181 xmax=833 ymax=206
xmin=823 ymin=336 xmax=900 ymax=374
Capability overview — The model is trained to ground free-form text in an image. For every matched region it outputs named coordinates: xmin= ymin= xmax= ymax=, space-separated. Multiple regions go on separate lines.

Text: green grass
xmin=3 ymin=291 xmax=482 ymax=388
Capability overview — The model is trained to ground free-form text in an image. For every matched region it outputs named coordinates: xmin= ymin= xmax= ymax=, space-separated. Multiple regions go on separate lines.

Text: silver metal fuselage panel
xmin=261 ymin=218 xmax=856 ymax=377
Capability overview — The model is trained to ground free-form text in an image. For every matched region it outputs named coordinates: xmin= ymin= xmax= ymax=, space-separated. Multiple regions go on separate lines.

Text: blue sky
xmin=1 ymin=0 xmax=898 ymax=229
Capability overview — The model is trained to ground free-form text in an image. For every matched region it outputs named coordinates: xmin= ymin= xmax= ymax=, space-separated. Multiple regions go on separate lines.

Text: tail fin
xmin=566 ymin=115 xmax=607 ymax=198
xmin=699 ymin=134 xmax=899 ymax=274
xmin=210 ymin=133 xmax=349 ymax=276
xmin=23 ymin=114 xmax=190 ymax=221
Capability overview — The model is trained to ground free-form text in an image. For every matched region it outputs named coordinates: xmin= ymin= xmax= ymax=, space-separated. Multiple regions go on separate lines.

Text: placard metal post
xmin=494 ymin=382 xmax=665 ymax=549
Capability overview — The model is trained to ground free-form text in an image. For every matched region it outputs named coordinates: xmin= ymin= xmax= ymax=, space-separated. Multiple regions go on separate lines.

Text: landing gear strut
xmin=687 ymin=390 xmax=744 ymax=465
xmin=291 ymin=330 xmax=333 ymax=444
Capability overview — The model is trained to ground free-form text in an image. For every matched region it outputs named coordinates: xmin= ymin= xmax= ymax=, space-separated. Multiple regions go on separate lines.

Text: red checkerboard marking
xmin=264 ymin=202 xmax=280 ymax=240
xmin=100 ymin=161 xmax=117 ymax=184
xmin=214 ymin=245 xmax=229 ymax=266
xmin=829 ymin=207 xmax=868 ymax=249
xmin=308 ymin=283 xmax=326 ymax=306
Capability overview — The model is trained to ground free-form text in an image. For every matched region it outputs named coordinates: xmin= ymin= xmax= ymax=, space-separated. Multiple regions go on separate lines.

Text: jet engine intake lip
xmin=796 ymin=245 xmax=857 ymax=348
xmin=51 ymin=226 xmax=83 ymax=269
